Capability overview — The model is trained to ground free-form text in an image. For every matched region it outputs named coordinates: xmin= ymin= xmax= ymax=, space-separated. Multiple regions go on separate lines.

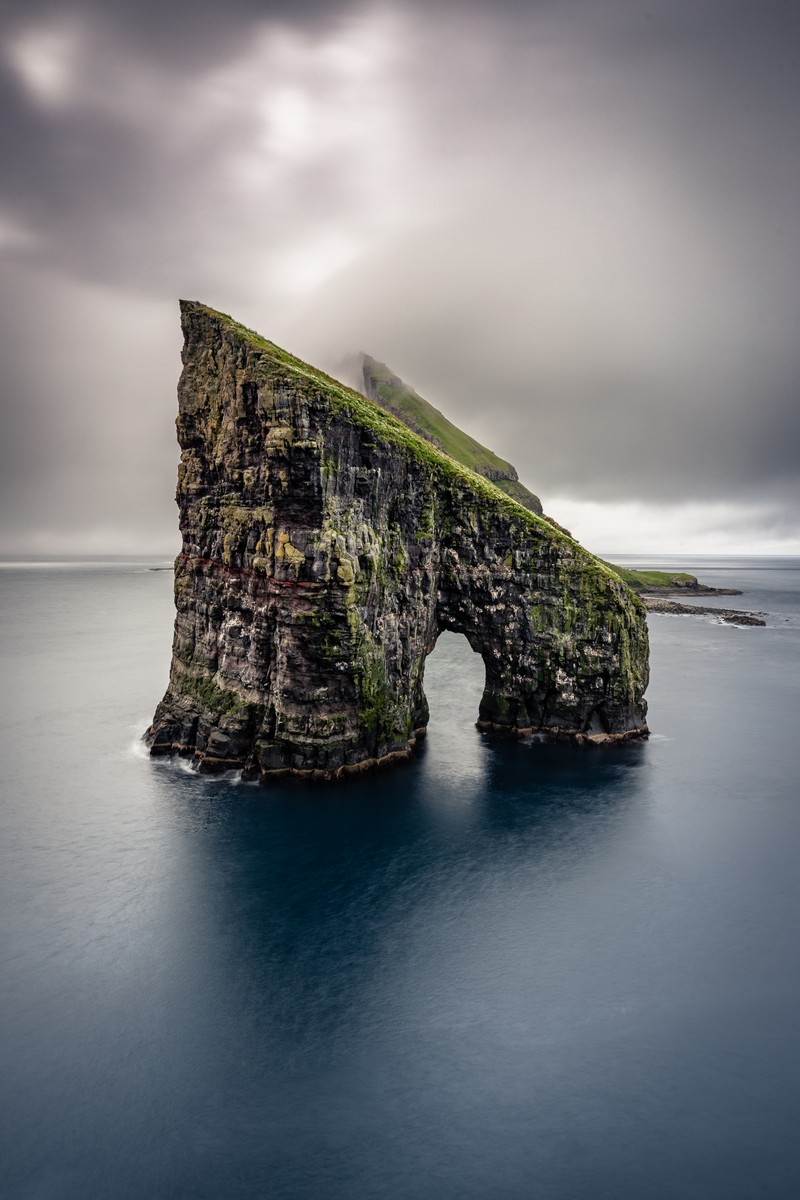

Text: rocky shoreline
xmin=641 ymin=584 xmax=742 ymax=597
xmin=641 ymin=595 xmax=766 ymax=626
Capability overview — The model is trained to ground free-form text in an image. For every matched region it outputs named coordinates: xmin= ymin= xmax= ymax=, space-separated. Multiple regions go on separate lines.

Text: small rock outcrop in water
xmin=146 ymin=302 xmax=649 ymax=780
xmin=641 ymin=597 xmax=766 ymax=625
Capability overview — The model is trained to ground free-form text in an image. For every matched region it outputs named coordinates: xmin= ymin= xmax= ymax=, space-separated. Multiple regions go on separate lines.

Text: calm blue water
xmin=1 ymin=556 xmax=799 ymax=1199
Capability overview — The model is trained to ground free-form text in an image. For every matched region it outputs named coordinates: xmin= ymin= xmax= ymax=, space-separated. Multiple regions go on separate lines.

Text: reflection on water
xmin=2 ymin=563 xmax=800 ymax=1199
xmin=124 ymin=637 xmax=653 ymax=1196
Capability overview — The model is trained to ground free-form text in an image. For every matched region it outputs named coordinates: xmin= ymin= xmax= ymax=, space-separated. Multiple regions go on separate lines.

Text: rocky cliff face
xmin=146 ymin=302 xmax=649 ymax=779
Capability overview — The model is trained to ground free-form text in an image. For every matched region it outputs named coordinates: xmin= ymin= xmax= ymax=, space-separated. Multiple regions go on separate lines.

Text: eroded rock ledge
xmin=146 ymin=302 xmax=649 ymax=780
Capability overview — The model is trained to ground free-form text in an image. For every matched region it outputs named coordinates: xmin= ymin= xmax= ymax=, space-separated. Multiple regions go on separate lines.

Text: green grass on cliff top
xmin=361 ymin=355 xmax=542 ymax=514
xmin=196 ymin=303 xmax=644 ymax=599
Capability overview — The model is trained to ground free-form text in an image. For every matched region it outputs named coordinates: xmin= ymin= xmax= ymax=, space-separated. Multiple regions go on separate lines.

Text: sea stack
xmin=146 ymin=301 xmax=649 ymax=780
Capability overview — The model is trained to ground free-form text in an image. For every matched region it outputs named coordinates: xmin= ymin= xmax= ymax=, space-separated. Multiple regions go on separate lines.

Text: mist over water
xmin=1 ymin=558 xmax=799 ymax=1198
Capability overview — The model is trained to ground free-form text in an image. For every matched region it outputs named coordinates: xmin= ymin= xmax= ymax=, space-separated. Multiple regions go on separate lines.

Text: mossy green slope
xmin=360 ymin=354 xmax=543 ymax=514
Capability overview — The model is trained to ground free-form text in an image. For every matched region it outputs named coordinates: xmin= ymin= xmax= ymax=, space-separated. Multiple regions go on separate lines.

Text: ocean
xmin=1 ymin=555 xmax=799 ymax=1198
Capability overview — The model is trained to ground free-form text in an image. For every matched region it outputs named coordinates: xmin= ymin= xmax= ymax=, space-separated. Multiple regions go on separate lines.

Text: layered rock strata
xmin=146 ymin=302 xmax=649 ymax=779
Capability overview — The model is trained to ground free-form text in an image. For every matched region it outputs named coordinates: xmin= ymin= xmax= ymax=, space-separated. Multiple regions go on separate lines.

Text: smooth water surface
xmin=1 ymin=557 xmax=799 ymax=1198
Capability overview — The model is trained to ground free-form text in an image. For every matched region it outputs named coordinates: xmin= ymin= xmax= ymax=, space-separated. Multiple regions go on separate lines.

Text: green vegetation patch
xmin=180 ymin=669 xmax=252 ymax=718
xmin=603 ymin=563 xmax=697 ymax=592
xmin=362 ymin=355 xmax=542 ymax=515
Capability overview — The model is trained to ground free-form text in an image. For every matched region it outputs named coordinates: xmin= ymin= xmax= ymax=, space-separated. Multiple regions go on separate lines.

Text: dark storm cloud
xmin=1 ymin=0 xmax=799 ymax=551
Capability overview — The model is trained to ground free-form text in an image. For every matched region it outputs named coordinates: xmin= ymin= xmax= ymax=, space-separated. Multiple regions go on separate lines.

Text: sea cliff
xmin=146 ymin=302 xmax=649 ymax=779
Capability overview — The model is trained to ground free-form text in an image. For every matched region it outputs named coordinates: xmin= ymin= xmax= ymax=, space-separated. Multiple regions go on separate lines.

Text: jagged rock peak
xmin=146 ymin=301 xmax=649 ymax=781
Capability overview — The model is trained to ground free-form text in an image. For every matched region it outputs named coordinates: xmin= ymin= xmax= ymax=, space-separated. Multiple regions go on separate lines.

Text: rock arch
xmin=147 ymin=302 xmax=649 ymax=780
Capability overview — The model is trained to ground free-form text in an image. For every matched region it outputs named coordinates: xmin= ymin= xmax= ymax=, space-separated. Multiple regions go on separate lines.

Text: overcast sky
xmin=1 ymin=0 xmax=798 ymax=556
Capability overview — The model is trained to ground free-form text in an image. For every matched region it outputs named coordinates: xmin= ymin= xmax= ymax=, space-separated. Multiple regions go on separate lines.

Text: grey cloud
xmin=0 ymin=0 xmax=343 ymax=65
xmin=1 ymin=0 xmax=799 ymax=551
xmin=0 ymin=262 xmax=181 ymax=551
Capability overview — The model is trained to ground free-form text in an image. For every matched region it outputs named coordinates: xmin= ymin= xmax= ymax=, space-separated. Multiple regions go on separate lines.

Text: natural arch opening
xmin=422 ymin=631 xmax=486 ymax=736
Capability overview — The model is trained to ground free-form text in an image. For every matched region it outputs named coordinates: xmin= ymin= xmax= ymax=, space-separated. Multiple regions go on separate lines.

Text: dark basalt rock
xmin=146 ymin=302 xmax=649 ymax=780
xmin=642 ymin=596 xmax=766 ymax=625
